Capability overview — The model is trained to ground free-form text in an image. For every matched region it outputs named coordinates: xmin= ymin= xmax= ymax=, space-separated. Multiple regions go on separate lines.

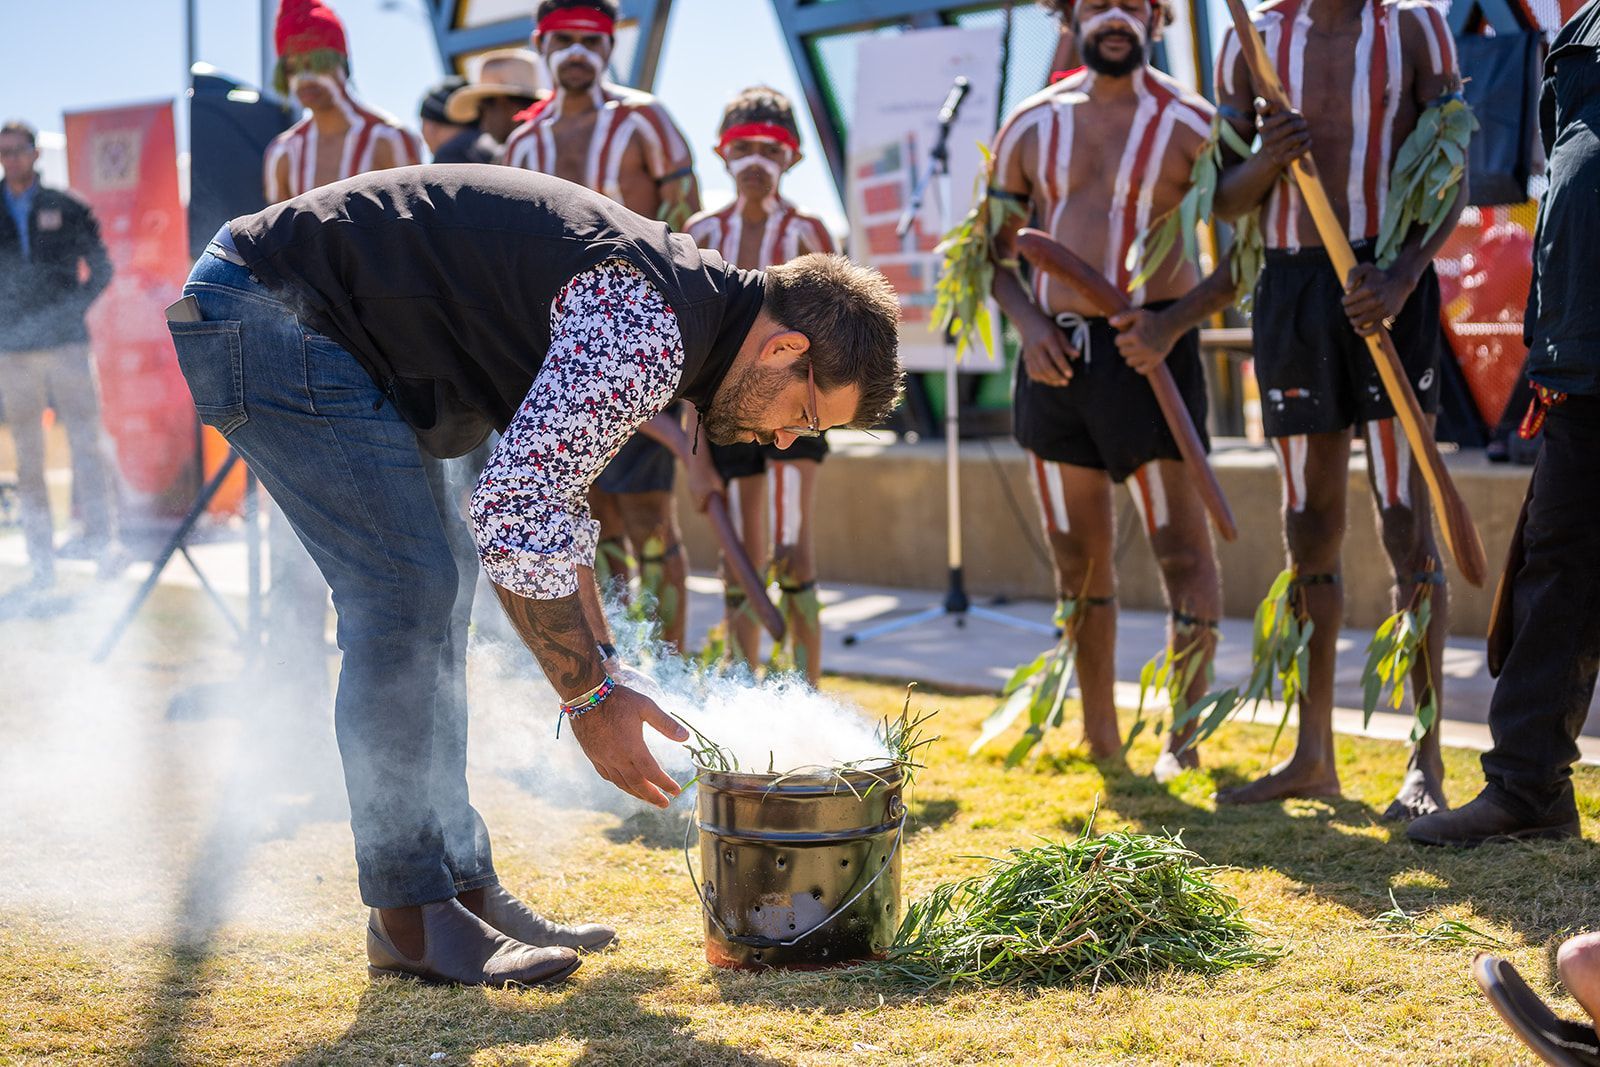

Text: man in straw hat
xmin=441 ymin=50 xmax=544 ymax=164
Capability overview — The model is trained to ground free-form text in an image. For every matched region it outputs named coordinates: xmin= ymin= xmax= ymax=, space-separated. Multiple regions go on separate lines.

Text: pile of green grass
xmin=872 ymin=811 xmax=1282 ymax=989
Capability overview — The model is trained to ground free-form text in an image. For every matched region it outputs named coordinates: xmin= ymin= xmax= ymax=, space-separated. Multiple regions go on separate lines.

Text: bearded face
xmin=542 ymin=31 xmax=610 ymax=92
xmin=700 ymin=358 xmax=802 ymax=446
xmin=1075 ymin=4 xmax=1153 ymax=78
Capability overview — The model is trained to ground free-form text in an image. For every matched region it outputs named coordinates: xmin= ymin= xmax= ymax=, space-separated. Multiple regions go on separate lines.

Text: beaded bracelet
xmin=556 ymin=674 xmax=616 ymax=737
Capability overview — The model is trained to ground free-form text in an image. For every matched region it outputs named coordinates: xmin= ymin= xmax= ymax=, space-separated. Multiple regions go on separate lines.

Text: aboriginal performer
xmin=168 ymin=166 xmax=902 ymax=985
xmin=257 ymin=0 xmax=427 ymax=728
xmin=988 ymin=0 xmax=1237 ymax=778
xmin=682 ymin=87 xmax=836 ymax=683
xmin=1212 ymin=0 xmax=1467 ymax=816
xmin=264 ymin=0 xmax=422 ymax=202
xmin=502 ymin=0 xmax=701 ymax=650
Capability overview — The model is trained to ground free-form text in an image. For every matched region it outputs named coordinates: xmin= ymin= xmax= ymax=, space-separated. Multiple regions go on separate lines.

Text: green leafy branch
xmin=970 ymin=595 xmax=1086 ymax=767
xmin=1125 ymin=117 xmax=1263 ymax=310
xmin=933 ymin=143 xmax=1030 ymax=361
xmin=1361 ymin=582 xmax=1437 ymax=743
xmin=1376 ymin=97 xmax=1477 ymax=269
xmin=1173 ymin=569 xmax=1314 ymax=755
xmin=1126 ymin=619 xmax=1217 ymax=755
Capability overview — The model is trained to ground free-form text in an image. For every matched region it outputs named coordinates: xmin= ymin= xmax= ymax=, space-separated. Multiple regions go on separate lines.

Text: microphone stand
xmin=845 ymin=77 xmax=1057 ymax=646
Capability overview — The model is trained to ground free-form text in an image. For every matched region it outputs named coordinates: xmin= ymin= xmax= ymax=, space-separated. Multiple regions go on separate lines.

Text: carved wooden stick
xmin=638 ymin=413 xmax=786 ymax=641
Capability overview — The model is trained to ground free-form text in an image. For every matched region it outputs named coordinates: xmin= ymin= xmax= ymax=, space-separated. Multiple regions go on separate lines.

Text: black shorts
xmin=709 ymin=434 xmax=828 ymax=481
xmin=1252 ymin=242 xmax=1442 ymax=438
xmin=594 ymin=433 xmax=676 ymax=494
xmin=1013 ymin=301 xmax=1208 ymax=484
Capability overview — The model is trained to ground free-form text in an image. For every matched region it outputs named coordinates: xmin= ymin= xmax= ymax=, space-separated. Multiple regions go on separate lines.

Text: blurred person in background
xmin=502 ymin=0 xmax=701 ymax=652
xmin=250 ymin=0 xmax=425 ymax=737
xmin=418 ymin=75 xmax=475 ymax=158
xmin=0 ymin=119 xmax=120 ymax=600
xmin=683 ymin=87 xmax=835 ymax=683
xmin=439 ymin=50 xmax=543 ymax=164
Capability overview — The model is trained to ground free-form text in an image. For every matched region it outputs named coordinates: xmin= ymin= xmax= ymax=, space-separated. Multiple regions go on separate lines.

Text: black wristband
xmin=597 ymin=641 xmax=617 ymax=663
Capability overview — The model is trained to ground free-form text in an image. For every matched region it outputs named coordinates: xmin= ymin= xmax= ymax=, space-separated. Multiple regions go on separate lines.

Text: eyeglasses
xmin=779 ymin=362 xmax=822 ymax=438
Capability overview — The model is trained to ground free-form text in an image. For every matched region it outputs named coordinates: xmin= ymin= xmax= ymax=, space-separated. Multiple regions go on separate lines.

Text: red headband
xmin=718 ymin=122 xmax=799 ymax=153
xmin=536 ymin=9 xmax=615 ymax=37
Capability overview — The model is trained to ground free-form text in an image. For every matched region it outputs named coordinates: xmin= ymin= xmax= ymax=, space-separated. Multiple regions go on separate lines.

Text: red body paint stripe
xmin=1378 ymin=420 xmax=1401 ymax=505
xmin=1116 ymin=79 xmax=1175 ymax=289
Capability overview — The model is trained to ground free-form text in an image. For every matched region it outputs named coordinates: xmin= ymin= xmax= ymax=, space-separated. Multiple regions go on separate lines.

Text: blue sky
xmin=3 ymin=1 xmax=1231 ymax=230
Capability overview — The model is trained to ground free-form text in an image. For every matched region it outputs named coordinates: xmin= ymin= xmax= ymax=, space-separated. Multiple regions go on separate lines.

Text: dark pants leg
xmin=1480 ymin=395 xmax=1600 ymax=816
xmin=169 ymin=252 xmax=495 ymax=907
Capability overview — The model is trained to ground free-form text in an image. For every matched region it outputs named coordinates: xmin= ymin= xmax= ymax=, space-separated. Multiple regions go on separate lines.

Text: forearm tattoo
xmin=492 ymin=586 xmax=606 ymax=699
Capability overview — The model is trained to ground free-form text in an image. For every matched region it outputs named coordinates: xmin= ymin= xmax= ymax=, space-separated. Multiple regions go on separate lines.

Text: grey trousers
xmin=2 ymin=343 xmax=118 ymax=578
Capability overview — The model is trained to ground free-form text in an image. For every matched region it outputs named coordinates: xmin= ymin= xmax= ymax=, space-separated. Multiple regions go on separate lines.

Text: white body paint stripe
xmin=771 ymin=463 xmax=803 ymax=547
xmin=1032 ymin=457 xmax=1071 ymax=534
xmin=1106 ymin=72 xmax=1158 ymax=287
xmin=1349 ymin=6 xmax=1377 ymax=240
xmin=1129 ymin=464 xmax=1170 ymax=534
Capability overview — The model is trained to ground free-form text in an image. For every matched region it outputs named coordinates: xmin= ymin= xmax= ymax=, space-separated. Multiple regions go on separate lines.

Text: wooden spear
xmin=637 ymin=413 xmax=787 ymax=641
xmin=1014 ymin=228 xmax=1239 ymax=542
xmin=1222 ymin=0 xmax=1487 ymax=586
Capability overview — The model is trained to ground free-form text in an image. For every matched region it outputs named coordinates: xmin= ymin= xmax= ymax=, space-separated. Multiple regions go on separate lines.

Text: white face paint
xmin=289 ymin=71 xmax=343 ymax=97
xmin=728 ymin=153 xmax=784 ymax=183
xmin=548 ymin=42 xmax=606 ymax=78
xmin=1078 ymin=6 xmax=1149 ymax=45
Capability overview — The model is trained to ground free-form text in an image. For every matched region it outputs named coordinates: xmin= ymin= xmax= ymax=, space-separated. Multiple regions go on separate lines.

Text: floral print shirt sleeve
xmin=469 ymin=258 xmax=684 ymax=600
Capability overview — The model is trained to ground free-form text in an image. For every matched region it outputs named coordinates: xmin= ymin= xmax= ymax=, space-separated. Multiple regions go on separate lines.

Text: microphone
xmin=938 ymin=76 xmax=971 ymax=128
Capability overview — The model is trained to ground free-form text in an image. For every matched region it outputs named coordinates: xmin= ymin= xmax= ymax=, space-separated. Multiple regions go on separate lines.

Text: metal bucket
xmin=686 ymin=763 xmax=905 ymax=969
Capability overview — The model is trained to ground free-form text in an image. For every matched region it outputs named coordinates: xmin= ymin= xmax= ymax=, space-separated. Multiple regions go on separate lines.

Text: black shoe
xmin=1474 ymin=954 xmax=1600 ymax=1066
xmin=471 ymin=883 xmax=617 ymax=953
xmin=1407 ymin=787 xmax=1579 ymax=847
xmin=366 ymin=899 xmax=581 ymax=987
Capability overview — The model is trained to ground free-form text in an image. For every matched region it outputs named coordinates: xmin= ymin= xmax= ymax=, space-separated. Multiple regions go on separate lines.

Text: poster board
xmin=848 ymin=25 xmax=1005 ymax=373
xmin=64 ymin=100 xmax=198 ymax=518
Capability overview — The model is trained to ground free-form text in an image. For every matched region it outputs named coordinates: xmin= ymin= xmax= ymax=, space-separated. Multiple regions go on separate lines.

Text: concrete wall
xmin=676 ymin=437 xmax=1531 ymax=638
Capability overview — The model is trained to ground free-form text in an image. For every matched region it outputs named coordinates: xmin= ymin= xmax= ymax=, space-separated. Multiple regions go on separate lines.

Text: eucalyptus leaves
xmin=933 ymin=144 xmax=1030 ymax=359
xmin=970 ymin=596 xmax=1084 ymax=766
xmin=1376 ymin=96 xmax=1477 ymax=270
xmin=1361 ymin=583 xmax=1438 ymax=742
xmin=1171 ymin=568 xmax=1314 ymax=754
xmin=1125 ymin=116 xmax=1264 ymax=310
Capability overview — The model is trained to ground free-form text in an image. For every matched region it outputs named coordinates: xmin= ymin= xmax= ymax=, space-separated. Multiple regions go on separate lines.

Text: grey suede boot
xmin=367 ymin=899 xmax=581 ymax=987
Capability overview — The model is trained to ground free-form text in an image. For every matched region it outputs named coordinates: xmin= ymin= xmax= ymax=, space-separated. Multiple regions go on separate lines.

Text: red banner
xmin=63 ymin=100 xmax=197 ymax=517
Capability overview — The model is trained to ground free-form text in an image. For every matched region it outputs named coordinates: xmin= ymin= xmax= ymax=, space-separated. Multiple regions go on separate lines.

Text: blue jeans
xmin=168 ymin=249 xmax=496 ymax=908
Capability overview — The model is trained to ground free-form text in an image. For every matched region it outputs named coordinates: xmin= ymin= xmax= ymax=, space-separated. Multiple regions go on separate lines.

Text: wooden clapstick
xmin=638 ymin=413 xmax=786 ymax=641
xmin=1221 ymin=0 xmax=1487 ymax=586
xmin=1014 ymin=228 xmax=1239 ymax=543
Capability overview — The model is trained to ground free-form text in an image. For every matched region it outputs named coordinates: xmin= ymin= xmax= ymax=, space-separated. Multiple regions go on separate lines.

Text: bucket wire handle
xmin=682 ymin=805 xmax=907 ymax=949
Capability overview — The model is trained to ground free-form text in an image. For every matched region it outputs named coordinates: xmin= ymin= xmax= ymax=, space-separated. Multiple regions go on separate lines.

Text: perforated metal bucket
xmin=686 ymin=763 xmax=905 ymax=969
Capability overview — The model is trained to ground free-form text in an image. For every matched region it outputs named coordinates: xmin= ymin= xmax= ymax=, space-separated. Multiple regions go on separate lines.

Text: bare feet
xmin=1382 ymin=748 xmax=1448 ymax=821
xmin=1153 ymin=743 xmax=1200 ymax=785
xmin=1215 ymin=754 xmax=1341 ymax=806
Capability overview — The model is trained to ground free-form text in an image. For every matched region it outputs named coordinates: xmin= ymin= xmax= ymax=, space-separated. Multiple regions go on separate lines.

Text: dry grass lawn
xmin=3 ymin=574 xmax=1599 ymax=1065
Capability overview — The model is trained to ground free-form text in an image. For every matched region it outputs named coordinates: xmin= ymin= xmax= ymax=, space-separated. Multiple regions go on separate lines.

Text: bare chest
xmin=313 ymin=129 xmax=351 ymax=188
xmin=550 ymin=113 xmax=600 ymax=185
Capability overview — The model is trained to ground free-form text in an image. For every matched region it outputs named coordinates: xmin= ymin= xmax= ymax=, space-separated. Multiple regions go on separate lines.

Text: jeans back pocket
xmin=168 ymin=319 xmax=248 ymax=436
